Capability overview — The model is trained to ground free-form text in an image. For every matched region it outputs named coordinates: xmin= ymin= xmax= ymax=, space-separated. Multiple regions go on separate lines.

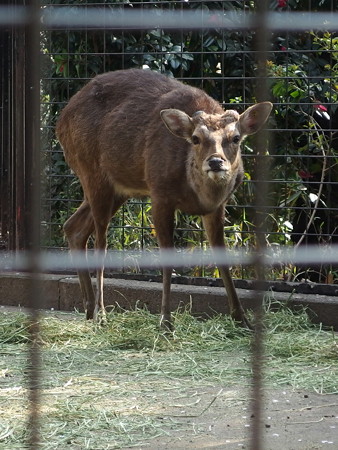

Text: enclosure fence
xmin=1 ymin=1 xmax=338 ymax=448
xmin=2 ymin=1 xmax=338 ymax=284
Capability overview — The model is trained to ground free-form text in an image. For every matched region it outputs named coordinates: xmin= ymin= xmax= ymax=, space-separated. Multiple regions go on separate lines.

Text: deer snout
xmin=208 ymin=156 xmax=226 ymax=172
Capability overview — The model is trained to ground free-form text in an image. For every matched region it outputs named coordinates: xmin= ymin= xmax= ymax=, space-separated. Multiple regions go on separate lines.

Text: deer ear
xmin=239 ymin=102 xmax=273 ymax=136
xmin=160 ymin=109 xmax=193 ymax=139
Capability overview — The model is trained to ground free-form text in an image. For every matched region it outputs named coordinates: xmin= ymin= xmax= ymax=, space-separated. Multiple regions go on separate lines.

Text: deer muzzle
xmin=208 ymin=156 xmax=225 ymax=172
xmin=203 ymin=156 xmax=231 ymax=182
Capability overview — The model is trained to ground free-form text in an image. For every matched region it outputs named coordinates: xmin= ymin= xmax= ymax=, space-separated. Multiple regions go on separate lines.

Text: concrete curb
xmin=0 ymin=272 xmax=337 ymax=329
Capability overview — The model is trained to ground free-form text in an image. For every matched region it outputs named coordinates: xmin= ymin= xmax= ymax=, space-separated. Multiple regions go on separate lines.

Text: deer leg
xmin=151 ymin=201 xmax=175 ymax=330
xmin=63 ymin=200 xmax=96 ymax=319
xmin=202 ymin=208 xmax=251 ymax=329
xmin=93 ymin=219 xmax=109 ymax=321
xmin=90 ymin=192 xmax=126 ymax=321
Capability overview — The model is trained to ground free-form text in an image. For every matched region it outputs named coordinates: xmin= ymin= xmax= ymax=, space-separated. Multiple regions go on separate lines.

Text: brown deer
xmin=56 ymin=69 xmax=272 ymax=328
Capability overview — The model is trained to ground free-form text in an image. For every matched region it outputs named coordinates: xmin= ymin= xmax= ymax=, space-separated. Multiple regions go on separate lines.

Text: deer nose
xmin=208 ymin=157 xmax=224 ymax=172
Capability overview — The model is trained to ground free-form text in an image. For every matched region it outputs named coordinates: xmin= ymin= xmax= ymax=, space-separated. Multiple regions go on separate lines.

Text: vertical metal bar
xmin=14 ymin=20 xmax=25 ymax=250
xmin=25 ymin=0 xmax=42 ymax=448
xmin=0 ymin=6 xmax=10 ymax=249
xmin=250 ymin=1 xmax=270 ymax=449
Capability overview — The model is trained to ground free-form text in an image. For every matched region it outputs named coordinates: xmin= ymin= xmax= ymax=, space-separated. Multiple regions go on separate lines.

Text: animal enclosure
xmin=1 ymin=1 xmax=338 ymax=449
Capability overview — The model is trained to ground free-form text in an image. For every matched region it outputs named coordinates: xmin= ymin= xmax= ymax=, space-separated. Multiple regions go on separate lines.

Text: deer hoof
xmin=98 ymin=309 xmax=107 ymax=326
xmin=92 ymin=306 xmax=107 ymax=324
xmin=160 ymin=314 xmax=173 ymax=332
xmin=231 ymin=311 xmax=253 ymax=330
xmin=240 ymin=315 xmax=253 ymax=331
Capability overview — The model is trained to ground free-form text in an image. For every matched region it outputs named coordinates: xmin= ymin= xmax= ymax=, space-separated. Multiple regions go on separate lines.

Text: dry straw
xmin=0 ymin=299 xmax=337 ymax=448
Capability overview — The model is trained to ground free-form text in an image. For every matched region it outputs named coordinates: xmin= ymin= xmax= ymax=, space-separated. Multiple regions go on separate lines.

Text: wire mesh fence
xmin=1 ymin=1 xmax=338 ymax=283
xmin=35 ymin=0 xmax=338 ymax=284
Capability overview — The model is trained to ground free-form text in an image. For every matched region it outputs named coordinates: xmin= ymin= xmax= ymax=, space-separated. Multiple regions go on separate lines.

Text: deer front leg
xmin=151 ymin=201 xmax=175 ymax=330
xmin=89 ymin=193 xmax=127 ymax=321
xmin=202 ymin=208 xmax=251 ymax=329
xmin=94 ymin=240 xmax=107 ymax=322
xmin=63 ymin=201 xmax=96 ymax=319
xmin=160 ymin=266 xmax=173 ymax=330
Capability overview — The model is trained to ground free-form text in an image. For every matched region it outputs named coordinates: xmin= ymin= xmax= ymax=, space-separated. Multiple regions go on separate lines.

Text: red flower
xmin=313 ymin=103 xmax=330 ymax=121
xmin=298 ymin=170 xmax=313 ymax=179
xmin=314 ymin=104 xmax=328 ymax=112
xmin=278 ymin=0 xmax=287 ymax=7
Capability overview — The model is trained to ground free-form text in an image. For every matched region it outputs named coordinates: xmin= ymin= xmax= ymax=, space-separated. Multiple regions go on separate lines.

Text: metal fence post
xmin=250 ymin=1 xmax=271 ymax=449
xmin=25 ymin=0 xmax=42 ymax=447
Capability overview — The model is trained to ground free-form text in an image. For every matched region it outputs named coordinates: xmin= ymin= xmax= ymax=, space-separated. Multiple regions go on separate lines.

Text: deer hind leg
xmin=202 ymin=209 xmax=251 ymax=329
xmin=63 ymin=200 xmax=96 ymax=319
xmin=151 ymin=201 xmax=175 ymax=330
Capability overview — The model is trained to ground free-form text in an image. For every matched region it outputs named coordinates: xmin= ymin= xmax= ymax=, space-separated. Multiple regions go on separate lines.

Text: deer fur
xmin=56 ymin=68 xmax=272 ymax=328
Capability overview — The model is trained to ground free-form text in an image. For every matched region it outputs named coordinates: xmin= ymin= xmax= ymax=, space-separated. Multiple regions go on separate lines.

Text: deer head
xmin=160 ymin=102 xmax=273 ymax=183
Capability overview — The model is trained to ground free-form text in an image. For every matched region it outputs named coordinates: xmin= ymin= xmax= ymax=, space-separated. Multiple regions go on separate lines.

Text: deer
xmin=56 ymin=68 xmax=272 ymax=329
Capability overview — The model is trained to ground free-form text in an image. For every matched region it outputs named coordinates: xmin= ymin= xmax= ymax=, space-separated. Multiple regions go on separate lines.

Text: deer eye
xmin=191 ymin=135 xmax=200 ymax=145
xmin=232 ymin=135 xmax=241 ymax=144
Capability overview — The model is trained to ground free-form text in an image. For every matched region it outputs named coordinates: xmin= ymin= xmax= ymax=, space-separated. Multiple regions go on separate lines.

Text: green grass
xmin=0 ymin=302 xmax=337 ymax=448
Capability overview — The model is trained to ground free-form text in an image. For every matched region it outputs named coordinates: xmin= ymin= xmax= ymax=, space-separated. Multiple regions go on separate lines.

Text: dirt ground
xmin=141 ymin=387 xmax=337 ymax=449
